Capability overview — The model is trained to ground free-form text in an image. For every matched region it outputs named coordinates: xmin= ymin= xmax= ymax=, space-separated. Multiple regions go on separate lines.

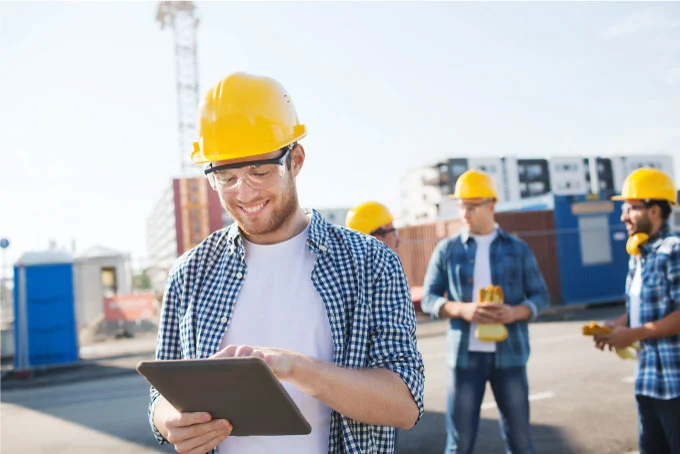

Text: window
xmin=556 ymin=163 xmax=578 ymax=172
xmin=578 ymin=216 xmax=612 ymax=265
xmin=101 ymin=267 xmax=117 ymax=297
xmin=478 ymin=165 xmax=497 ymax=173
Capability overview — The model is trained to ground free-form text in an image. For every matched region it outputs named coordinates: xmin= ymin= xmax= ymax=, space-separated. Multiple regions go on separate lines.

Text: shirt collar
xmin=224 ymin=208 xmax=331 ymax=257
xmin=641 ymin=222 xmax=671 ymax=255
xmin=461 ymin=223 xmax=508 ymax=244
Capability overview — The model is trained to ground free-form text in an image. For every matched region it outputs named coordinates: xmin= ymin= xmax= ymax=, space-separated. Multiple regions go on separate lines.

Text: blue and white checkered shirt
xmin=421 ymin=227 xmax=550 ymax=369
xmin=626 ymin=223 xmax=680 ymax=400
xmin=148 ymin=209 xmax=425 ymax=453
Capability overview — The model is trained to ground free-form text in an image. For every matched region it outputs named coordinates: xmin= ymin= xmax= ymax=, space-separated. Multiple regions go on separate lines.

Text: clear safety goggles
xmin=456 ymin=200 xmax=492 ymax=213
xmin=371 ymin=227 xmax=398 ymax=238
xmin=204 ymin=144 xmax=293 ymax=193
xmin=621 ymin=202 xmax=648 ymax=215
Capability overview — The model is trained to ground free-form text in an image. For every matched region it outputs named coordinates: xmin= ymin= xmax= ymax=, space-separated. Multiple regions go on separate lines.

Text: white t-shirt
xmin=629 ymin=260 xmax=642 ymax=329
xmin=628 ymin=260 xmax=643 ymax=377
xmin=468 ymin=230 xmax=499 ymax=353
xmin=217 ymin=225 xmax=334 ymax=454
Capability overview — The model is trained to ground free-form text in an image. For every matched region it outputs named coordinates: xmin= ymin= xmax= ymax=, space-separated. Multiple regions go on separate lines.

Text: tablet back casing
xmin=137 ymin=357 xmax=312 ymax=436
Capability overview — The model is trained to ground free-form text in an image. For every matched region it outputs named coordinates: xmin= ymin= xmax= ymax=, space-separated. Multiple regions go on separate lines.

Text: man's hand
xmin=163 ymin=410 xmax=232 ymax=454
xmin=211 ymin=345 xmax=302 ymax=380
xmin=485 ymin=304 xmax=518 ymax=324
xmin=458 ymin=302 xmax=500 ymax=324
xmin=594 ymin=326 xmax=640 ymax=350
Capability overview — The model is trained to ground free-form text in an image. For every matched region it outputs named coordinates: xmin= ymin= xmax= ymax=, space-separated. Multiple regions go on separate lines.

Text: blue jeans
xmin=636 ymin=395 xmax=680 ymax=454
xmin=445 ymin=352 xmax=534 ymax=454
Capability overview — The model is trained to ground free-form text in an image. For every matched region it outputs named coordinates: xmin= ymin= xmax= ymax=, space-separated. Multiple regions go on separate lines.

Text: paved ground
xmin=1 ymin=303 xmax=641 ymax=453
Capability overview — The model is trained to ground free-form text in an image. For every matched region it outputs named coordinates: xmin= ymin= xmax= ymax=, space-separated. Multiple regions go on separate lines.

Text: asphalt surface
xmin=1 ymin=303 xmax=641 ymax=453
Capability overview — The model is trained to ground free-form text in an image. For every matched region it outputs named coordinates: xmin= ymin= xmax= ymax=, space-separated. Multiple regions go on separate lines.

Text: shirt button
xmin=236 ymin=272 xmax=243 ymax=279
xmin=221 ymin=316 xmax=228 ymax=323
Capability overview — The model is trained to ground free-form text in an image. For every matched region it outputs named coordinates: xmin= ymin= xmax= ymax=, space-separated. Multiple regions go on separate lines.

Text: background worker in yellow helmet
xmin=421 ymin=169 xmax=549 ymax=454
xmin=346 ymin=201 xmax=400 ymax=252
xmin=593 ymin=168 xmax=680 ymax=453
xmin=148 ymin=72 xmax=424 ymax=454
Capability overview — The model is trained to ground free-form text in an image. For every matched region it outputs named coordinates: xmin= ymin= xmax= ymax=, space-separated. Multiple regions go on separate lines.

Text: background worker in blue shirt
xmin=594 ymin=168 xmax=680 ymax=454
xmin=421 ymin=169 xmax=549 ymax=454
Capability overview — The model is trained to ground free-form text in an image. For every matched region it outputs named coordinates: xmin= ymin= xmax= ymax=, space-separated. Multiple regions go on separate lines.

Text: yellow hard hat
xmin=191 ymin=72 xmax=307 ymax=164
xmin=611 ymin=168 xmax=677 ymax=206
xmin=449 ymin=169 xmax=498 ymax=200
xmin=345 ymin=201 xmax=394 ymax=234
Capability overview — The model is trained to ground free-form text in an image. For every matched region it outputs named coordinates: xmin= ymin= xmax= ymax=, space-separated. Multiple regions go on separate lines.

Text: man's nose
xmin=235 ymin=177 xmax=260 ymax=199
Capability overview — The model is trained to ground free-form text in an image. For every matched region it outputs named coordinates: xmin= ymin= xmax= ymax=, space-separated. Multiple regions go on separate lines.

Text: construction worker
xmin=594 ymin=168 xmax=680 ymax=453
xmin=147 ymin=72 xmax=424 ymax=454
xmin=345 ymin=201 xmax=400 ymax=251
xmin=421 ymin=169 xmax=549 ymax=454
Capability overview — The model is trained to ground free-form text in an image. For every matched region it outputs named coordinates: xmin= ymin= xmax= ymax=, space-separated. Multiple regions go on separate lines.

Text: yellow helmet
xmin=611 ymin=168 xmax=677 ymax=206
xmin=345 ymin=201 xmax=394 ymax=234
xmin=449 ymin=169 xmax=498 ymax=200
xmin=191 ymin=72 xmax=307 ymax=164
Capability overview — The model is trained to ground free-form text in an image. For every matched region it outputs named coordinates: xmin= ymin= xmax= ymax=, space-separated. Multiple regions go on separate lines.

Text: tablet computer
xmin=137 ymin=357 xmax=312 ymax=436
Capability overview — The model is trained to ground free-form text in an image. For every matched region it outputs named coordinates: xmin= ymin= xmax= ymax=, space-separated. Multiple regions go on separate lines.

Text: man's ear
xmin=291 ymin=144 xmax=305 ymax=177
xmin=648 ymin=204 xmax=662 ymax=221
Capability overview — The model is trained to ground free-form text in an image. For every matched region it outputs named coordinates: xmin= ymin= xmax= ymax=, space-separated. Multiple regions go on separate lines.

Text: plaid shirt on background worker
xmin=148 ymin=209 xmax=425 ymax=454
xmin=626 ymin=223 xmax=680 ymax=400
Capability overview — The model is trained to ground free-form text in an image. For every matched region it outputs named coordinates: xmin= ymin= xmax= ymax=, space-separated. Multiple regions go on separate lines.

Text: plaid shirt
xmin=148 ymin=209 xmax=425 ymax=453
xmin=421 ymin=227 xmax=549 ymax=369
xmin=626 ymin=223 xmax=680 ymax=400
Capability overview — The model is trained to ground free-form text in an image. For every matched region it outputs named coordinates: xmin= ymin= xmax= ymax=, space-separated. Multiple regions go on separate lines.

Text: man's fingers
xmin=175 ymin=420 xmax=232 ymax=453
xmin=212 ymin=344 xmax=239 ymax=358
xmin=188 ymin=433 xmax=231 ymax=454
xmin=474 ymin=314 xmax=496 ymax=324
xmin=234 ymin=345 xmax=255 ymax=357
xmin=169 ymin=412 xmax=210 ymax=428
xmin=251 ymin=350 xmax=266 ymax=360
xmin=215 ymin=344 xmax=255 ymax=358
xmin=476 ymin=306 xmax=509 ymax=323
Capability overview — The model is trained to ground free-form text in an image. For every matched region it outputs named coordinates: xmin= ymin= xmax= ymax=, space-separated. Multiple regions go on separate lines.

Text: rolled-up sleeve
xmin=666 ymin=241 xmax=680 ymax=311
xmin=520 ymin=242 xmax=549 ymax=321
xmin=366 ymin=248 xmax=425 ymax=422
xmin=147 ymin=262 xmax=184 ymax=445
xmin=421 ymin=239 xmax=451 ymax=319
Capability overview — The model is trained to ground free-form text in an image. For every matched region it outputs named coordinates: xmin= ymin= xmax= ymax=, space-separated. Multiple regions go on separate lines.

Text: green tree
xmin=133 ymin=270 xmax=152 ymax=291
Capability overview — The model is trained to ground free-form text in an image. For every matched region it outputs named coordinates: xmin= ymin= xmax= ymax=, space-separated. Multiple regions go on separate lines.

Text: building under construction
xmin=146 ymin=177 xmax=231 ymax=294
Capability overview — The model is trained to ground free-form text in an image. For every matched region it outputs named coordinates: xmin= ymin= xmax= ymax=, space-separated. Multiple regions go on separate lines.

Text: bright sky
xmin=1 ymin=1 xmax=679 ymax=269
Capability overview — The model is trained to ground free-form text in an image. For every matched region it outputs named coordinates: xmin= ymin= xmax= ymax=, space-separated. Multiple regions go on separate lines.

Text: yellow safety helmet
xmin=345 ymin=201 xmax=394 ymax=235
xmin=191 ymin=72 xmax=307 ymax=164
xmin=449 ymin=169 xmax=498 ymax=200
xmin=611 ymin=168 xmax=677 ymax=206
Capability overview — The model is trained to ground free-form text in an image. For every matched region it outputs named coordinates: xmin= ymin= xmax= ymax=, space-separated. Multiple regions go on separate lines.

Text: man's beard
xmin=631 ymin=214 xmax=652 ymax=236
xmin=224 ymin=181 xmax=299 ymax=238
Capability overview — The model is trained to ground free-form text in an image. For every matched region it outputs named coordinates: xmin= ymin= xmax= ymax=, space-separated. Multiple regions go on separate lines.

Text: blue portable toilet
xmin=13 ymin=251 xmax=79 ymax=371
xmin=552 ymin=194 xmax=630 ymax=306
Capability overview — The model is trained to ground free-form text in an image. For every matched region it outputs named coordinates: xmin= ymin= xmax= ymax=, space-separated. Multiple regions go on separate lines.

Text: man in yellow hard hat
xmin=345 ymin=201 xmax=400 ymax=252
xmin=148 ymin=72 xmax=424 ymax=454
xmin=421 ymin=169 xmax=549 ymax=454
xmin=593 ymin=168 xmax=680 ymax=453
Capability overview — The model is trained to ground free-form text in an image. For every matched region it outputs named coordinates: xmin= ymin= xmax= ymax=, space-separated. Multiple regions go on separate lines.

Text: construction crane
xmin=155 ymin=1 xmax=209 ymax=262
xmin=156 ymin=1 xmax=200 ymax=176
